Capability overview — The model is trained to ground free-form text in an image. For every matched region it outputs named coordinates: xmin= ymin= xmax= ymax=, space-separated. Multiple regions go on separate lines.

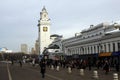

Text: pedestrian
xmin=103 ymin=60 xmax=110 ymax=74
xmin=82 ymin=60 xmax=86 ymax=69
xmin=10 ymin=56 xmax=14 ymax=65
xmin=32 ymin=58 xmax=35 ymax=67
xmin=114 ymin=59 xmax=119 ymax=72
xmin=19 ymin=60 xmax=22 ymax=67
xmin=115 ymin=62 xmax=119 ymax=72
xmin=40 ymin=59 xmax=46 ymax=78
xmin=88 ymin=60 xmax=92 ymax=71
xmin=88 ymin=57 xmax=92 ymax=71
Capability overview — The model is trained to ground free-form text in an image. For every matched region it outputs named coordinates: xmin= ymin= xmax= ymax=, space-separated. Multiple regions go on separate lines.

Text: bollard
xmin=68 ymin=67 xmax=72 ymax=74
xmin=56 ymin=66 xmax=60 ymax=71
xmin=51 ymin=65 xmax=54 ymax=70
xmin=93 ymin=70 xmax=99 ymax=79
xmin=113 ymin=73 xmax=118 ymax=80
xmin=80 ymin=69 xmax=84 ymax=76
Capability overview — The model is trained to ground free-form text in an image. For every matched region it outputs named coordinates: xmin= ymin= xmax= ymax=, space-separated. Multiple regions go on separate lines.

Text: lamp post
xmin=37 ymin=20 xmax=41 ymax=58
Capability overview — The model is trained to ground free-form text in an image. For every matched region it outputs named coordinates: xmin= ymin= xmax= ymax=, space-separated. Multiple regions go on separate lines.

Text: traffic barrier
xmin=56 ymin=66 xmax=60 ymax=71
xmin=68 ymin=67 xmax=72 ymax=74
xmin=51 ymin=65 xmax=54 ymax=70
xmin=113 ymin=73 xmax=118 ymax=80
xmin=80 ymin=69 xmax=84 ymax=76
xmin=93 ymin=70 xmax=99 ymax=79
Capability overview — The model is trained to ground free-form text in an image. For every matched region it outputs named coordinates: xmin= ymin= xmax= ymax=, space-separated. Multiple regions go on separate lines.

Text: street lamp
xmin=37 ymin=20 xmax=41 ymax=60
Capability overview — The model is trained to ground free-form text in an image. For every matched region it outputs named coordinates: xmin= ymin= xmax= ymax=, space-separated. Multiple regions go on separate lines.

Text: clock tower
xmin=38 ymin=6 xmax=51 ymax=54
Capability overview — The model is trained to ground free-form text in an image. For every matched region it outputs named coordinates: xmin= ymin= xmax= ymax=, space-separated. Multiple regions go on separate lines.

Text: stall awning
xmin=112 ymin=51 xmax=120 ymax=56
xmin=72 ymin=54 xmax=79 ymax=58
xmin=99 ymin=52 xmax=112 ymax=57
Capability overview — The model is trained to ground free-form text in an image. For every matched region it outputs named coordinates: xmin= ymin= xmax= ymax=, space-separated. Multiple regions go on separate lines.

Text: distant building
xmin=21 ymin=44 xmax=28 ymax=54
xmin=0 ymin=47 xmax=12 ymax=53
xmin=31 ymin=47 xmax=36 ymax=54
xmin=35 ymin=39 xmax=39 ymax=55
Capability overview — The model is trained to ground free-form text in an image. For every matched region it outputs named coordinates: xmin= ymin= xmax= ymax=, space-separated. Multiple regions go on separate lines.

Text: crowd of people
xmin=9 ymin=55 xmax=120 ymax=78
xmin=39 ymin=57 xmax=120 ymax=78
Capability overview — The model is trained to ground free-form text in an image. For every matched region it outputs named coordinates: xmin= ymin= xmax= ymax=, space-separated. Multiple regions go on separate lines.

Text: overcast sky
xmin=0 ymin=0 xmax=120 ymax=52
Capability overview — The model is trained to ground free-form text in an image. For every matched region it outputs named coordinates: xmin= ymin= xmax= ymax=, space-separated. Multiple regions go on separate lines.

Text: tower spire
xmin=40 ymin=6 xmax=49 ymax=21
xmin=42 ymin=6 xmax=47 ymax=12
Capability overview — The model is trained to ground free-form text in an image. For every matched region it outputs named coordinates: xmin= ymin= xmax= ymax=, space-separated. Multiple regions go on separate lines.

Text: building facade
xmin=21 ymin=44 xmax=28 ymax=54
xmin=48 ymin=34 xmax=63 ymax=53
xmin=37 ymin=7 xmax=51 ymax=54
xmin=35 ymin=39 xmax=39 ymax=55
xmin=62 ymin=22 xmax=120 ymax=58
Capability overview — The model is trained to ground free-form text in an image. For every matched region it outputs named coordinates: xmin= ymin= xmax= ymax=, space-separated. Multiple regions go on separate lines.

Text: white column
xmin=86 ymin=47 xmax=88 ymax=54
xmin=80 ymin=47 xmax=83 ymax=54
xmin=77 ymin=47 xmax=79 ymax=54
xmin=71 ymin=48 xmax=73 ymax=55
xmin=79 ymin=47 xmax=80 ymax=55
xmin=86 ymin=47 xmax=89 ymax=54
xmin=79 ymin=47 xmax=80 ymax=54
xmin=83 ymin=47 xmax=85 ymax=54
xmin=71 ymin=49 xmax=73 ymax=55
xmin=92 ymin=46 xmax=95 ymax=54
xmin=102 ymin=44 xmax=105 ymax=52
xmin=110 ymin=42 xmax=113 ymax=52
xmin=83 ymin=47 xmax=84 ymax=54
xmin=115 ymin=42 xmax=118 ymax=52
xmin=95 ymin=45 xmax=98 ymax=53
xmin=79 ymin=48 xmax=81 ymax=55
xmin=119 ymin=41 xmax=120 ymax=51
xmin=76 ymin=48 xmax=77 ymax=54
xmin=74 ymin=48 xmax=76 ymax=54
xmin=99 ymin=44 xmax=102 ymax=53
xmin=89 ymin=46 xmax=92 ymax=54
xmin=65 ymin=48 xmax=67 ymax=55
xmin=80 ymin=47 xmax=82 ymax=54
xmin=106 ymin=43 xmax=109 ymax=52
xmin=73 ymin=48 xmax=76 ymax=54
xmin=88 ymin=46 xmax=90 ymax=54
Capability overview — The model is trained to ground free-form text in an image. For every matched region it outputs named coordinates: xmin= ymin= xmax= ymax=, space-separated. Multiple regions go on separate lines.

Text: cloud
xmin=0 ymin=0 xmax=120 ymax=51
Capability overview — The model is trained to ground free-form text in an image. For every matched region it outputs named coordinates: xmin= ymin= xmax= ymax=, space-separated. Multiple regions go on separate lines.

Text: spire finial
xmin=42 ymin=6 xmax=46 ymax=11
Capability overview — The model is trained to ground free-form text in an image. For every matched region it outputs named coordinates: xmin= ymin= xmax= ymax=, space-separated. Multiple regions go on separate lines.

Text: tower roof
xmin=42 ymin=6 xmax=47 ymax=12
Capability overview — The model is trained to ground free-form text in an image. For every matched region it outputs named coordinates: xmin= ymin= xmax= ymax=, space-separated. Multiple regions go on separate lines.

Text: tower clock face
xmin=43 ymin=27 xmax=48 ymax=32
xmin=44 ymin=14 xmax=46 ymax=17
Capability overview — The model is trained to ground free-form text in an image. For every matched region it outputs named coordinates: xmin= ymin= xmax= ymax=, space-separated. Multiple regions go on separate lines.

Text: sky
xmin=0 ymin=0 xmax=120 ymax=52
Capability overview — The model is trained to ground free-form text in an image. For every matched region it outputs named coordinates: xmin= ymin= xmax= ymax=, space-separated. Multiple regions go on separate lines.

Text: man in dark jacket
xmin=103 ymin=60 xmax=110 ymax=74
xmin=40 ymin=59 xmax=46 ymax=78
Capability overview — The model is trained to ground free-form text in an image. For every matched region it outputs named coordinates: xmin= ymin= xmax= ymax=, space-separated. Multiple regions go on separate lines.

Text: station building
xmin=62 ymin=22 xmax=120 ymax=61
